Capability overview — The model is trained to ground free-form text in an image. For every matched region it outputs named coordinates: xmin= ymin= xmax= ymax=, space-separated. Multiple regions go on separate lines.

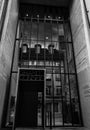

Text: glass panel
xmin=63 ymin=51 xmax=68 ymax=73
xmin=45 ymin=41 xmax=52 ymax=62
xmin=46 ymin=74 xmax=52 ymax=87
xmin=18 ymin=19 xmax=82 ymax=127
xmin=45 ymin=23 xmax=52 ymax=41
xmin=46 ymin=103 xmax=52 ymax=126
xmin=6 ymin=96 xmax=15 ymax=126
xmin=61 ymin=74 xmax=72 ymax=125
xmin=22 ymin=21 xmax=31 ymax=39
xmin=52 ymin=24 xmax=58 ymax=42
xmin=38 ymin=23 xmax=44 ymax=40
xmin=54 ymin=101 xmax=63 ymax=125
xmin=53 ymin=73 xmax=63 ymax=126
xmin=69 ymin=75 xmax=81 ymax=125
xmin=53 ymin=67 xmax=60 ymax=74
xmin=53 ymin=74 xmax=61 ymax=96
xmin=37 ymin=41 xmax=44 ymax=62
xmin=19 ymin=21 xmax=24 ymax=38
xmin=52 ymin=42 xmax=59 ymax=50
xmin=66 ymin=43 xmax=75 ymax=73
xmin=31 ymin=23 xmax=38 ymax=40
xmin=59 ymin=35 xmax=65 ymax=50
xmin=64 ymin=22 xmax=71 ymax=42
xmin=6 ymin=72 xmax=18 ymax=127
xmin=58 ymin=24 xmax=64 ymax=36
xmin=30 ymin=40 xmax=37 ymax=48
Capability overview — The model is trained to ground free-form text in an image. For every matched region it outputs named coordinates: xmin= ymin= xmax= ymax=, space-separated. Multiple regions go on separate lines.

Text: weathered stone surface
xmin=70 ymin=0 xmax=90 ymax=128
xmin=0 ymin=0 xmax=18 ymax=126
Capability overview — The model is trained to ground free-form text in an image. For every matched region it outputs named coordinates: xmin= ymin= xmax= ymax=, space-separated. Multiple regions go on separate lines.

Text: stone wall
xmin=0 ymin=0 xmax=18 ymax=126
xmin=70 ymin=0 xmax=90 ymax=128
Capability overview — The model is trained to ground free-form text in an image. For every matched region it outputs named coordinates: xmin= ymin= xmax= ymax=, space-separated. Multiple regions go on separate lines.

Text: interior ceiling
xmin=19 ymin=0 xmax=70 ymax=7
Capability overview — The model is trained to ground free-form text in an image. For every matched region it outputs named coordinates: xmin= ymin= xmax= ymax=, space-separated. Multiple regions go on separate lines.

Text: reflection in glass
xmin=54 ymin=102 xmax=63 ymax=125
xmin=45 ymin=23 xmax=52 ymax=41
xmin=64 ymin=23 xmax=71 ymax=42
xmin=38 ymin=23 xmax=44 ymax=40
xmin=52 ymin=24 xmax=58 ymax=41
xmin=16 ymin=19 xmax=82 ymax=127
xmin=69 ymin=75 xmax=81 ymax=125
xmin=31 ymin=23 xmax=38 ymax=40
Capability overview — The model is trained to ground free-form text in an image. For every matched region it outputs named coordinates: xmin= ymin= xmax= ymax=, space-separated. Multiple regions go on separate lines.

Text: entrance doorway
xmin=14 ymin=69 xmax=45 ymax=128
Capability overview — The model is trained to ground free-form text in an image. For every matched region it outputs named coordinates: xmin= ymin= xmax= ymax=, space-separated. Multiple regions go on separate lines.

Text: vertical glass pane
xmin=53 ymin=42 xmax=59 ymax=50
xmin=37 ymin=41 xmax=44 ymax=62
xmin=31 ymin=22 xmax=38 ymax=40
xmin=53 ymin=73 xmax=63 ymax=125
xmin=63 ymin=51 xmax=68 ymax=73
xmin=46 ymin=72 xmax=53 ymax=126
xmin=54 ymin=101 xmax=63 ymax=125
xmin=23 ymin=21 xmax=31 ymax=39
xmin=6 ymin=72 xmax=18 ymax=126
xmin=45 ymin=23 xmax=52 ymax=41
xmin=64 ymin=22 xmax=71 ymax=42
xmin=46 ymin=74 xmax=52 ymax=96
xmin=52 ymin=24 xmax=58 ymax=41
xmin=45 ymin=41 xmax=52 ymax=63
xmin=31 ymin=40 xmax=37 ymax=48
xmin=38 ymin=23 xmax=44 ymax=40
xmin=18 ymin=18 xmax=81 ymax=127
xmin=66 ymin=44 xmax=75 ymax=73
xmin=61 ymin=74 xmax=72 ymax=125
xmin=58 ymin=24 xmax=64 ymax=36
xmin=53 ymin=74 xmax=61 ymax=96
xmin=69 ymin=75 xmax=81 ymax=125
xmin=19 ymin=21 xmax=23 ymax=37
xmin=52 ymin=42 xmax=59 ymax=62
xmin=46 ymin=103 xmax=52 ymax=126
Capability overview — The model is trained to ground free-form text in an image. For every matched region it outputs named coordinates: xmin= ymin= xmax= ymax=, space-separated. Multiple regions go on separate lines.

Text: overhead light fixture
xmin=37 ymin=15 xmax=39 ymax=18
xmin=26 ymin=13 xmax=29 ymax=17
xmin=58 ymin=17 xmax=61 ymax=19
xmin=48 ymin=16 xmax=51 ymax=18
xmin=46 ymin=36 xmax=48 ymax=40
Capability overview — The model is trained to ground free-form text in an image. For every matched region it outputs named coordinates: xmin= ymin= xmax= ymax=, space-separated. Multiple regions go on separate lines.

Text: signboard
xmin=19 ymin=69 xmax=44 ymax=81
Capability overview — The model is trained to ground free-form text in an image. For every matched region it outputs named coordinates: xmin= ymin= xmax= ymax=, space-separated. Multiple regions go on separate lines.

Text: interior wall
xmin=0 ymin=0 xmax=18 ymax=127
xmin=70 ymin=0 xmax=90 ymax=128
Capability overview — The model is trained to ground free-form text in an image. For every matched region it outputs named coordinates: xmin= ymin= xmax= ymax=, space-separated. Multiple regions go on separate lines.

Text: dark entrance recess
xmin=14 ymin=69 xmax=45 ymax=128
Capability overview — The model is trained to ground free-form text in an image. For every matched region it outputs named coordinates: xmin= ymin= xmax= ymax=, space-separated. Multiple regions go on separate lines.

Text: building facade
xmin=0 ymin=0 xmax=90 ymax=129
